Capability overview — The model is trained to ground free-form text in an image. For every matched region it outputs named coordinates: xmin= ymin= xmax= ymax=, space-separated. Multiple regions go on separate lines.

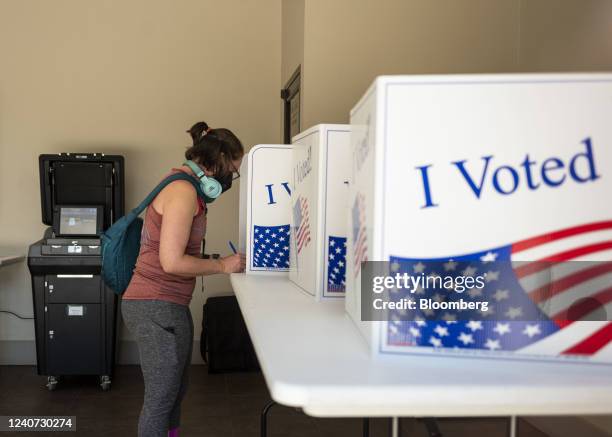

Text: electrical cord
xmin=0 ymin=310 xmax=34 ymax=320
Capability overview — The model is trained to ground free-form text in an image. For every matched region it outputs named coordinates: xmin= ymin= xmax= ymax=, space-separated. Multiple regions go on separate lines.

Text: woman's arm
xmin=158 ymin=181 xmax=244 ymax=276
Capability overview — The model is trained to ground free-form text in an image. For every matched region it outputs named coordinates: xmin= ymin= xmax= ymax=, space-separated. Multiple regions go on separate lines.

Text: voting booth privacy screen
xmin=239 ymin=145 xmax=293 ymax=275
xmin=346 ymin=74 xmax=612 ymax=363
xmin=290 ymin=125 xmax=351 ymax=300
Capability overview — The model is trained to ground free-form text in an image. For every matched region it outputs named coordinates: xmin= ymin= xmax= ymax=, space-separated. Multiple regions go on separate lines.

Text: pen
xmin=228 ymin=241 xmax=237 ymax=254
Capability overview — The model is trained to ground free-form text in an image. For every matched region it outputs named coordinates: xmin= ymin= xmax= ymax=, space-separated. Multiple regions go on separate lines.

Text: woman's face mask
xmin=215 ymin=158 xmax=241 ymax=194
xmin=216 ymin=172 xmax=233 ymax=193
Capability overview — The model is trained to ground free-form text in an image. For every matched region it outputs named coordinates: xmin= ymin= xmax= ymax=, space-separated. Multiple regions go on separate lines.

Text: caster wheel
xmin=46 ymin=376 xmax=58 ymax=391
xmin=100 ymin=375 xmax=111 ymax=391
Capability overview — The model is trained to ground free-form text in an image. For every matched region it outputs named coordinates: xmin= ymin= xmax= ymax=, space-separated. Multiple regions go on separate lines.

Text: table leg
xmin=389 ymin=417 xmax=400 ymax=437
xmin=260 ymin=400 xmax=277 ymax=437
xmin=421 ymin=418 xmax=443 ymax=437
xmin=509 ymin=416 xmax=517 ymax=437
xmin=363 ymin=418 xmax=370 ymax=437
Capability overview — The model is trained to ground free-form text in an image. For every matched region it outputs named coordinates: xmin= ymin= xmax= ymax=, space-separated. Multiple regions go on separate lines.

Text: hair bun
xmin=187 ymin=121 xmax=210 ymax=146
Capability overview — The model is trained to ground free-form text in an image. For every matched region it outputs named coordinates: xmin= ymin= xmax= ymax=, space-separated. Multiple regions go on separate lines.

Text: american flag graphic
xmin=352 ymin=193 xmax=368 ymax=276
xmin=327 ymin=236 xmax=347 ymax=293
xmin=386 ymin=221 xmax=612 ymax=360
xmin=293 ymin=195 xmax=311 ymax=254
xmin=252 ymin=225 xmax=290 ymax=269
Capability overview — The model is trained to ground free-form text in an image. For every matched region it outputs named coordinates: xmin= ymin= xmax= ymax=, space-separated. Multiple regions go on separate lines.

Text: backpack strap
xmin=131 ymin=173 xmax=207 ymax=217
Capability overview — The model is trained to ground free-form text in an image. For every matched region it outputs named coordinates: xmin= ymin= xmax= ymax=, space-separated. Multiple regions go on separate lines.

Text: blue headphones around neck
xmin=183 ymin=160 xmax=222 ymax=200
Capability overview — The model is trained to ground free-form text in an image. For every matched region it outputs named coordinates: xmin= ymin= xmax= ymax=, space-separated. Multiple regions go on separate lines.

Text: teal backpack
xmin=101 ymin=173 xmax=208 ymax=294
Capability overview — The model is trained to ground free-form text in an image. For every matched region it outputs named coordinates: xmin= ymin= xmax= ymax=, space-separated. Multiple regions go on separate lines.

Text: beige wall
xmin=520 ymin=0 xmax=612 ymax=72
xmin=281 ymin=0 xmax=305 ymax=85
xmin=280 ymin=0 xmax=305 ymax=139
xmin=0 ymin=0 xmax=281 ymax=358
xmin=300 ymin=0 xmax=520 ymax=129
xmin=295 ymin=0 xmax=612 ymax=130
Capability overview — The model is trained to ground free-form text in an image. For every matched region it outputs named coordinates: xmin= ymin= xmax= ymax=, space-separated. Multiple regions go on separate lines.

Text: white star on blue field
xmin=252 ymin=225 xmax=290 ymax=269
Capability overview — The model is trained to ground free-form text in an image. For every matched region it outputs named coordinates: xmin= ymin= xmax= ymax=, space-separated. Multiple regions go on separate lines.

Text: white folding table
xmin=0 ymin=254 xmax=24 ymax=268
xmin=230 ymin=273 xmax=612 ymax=436
xmin=0 ymin=253 xmax=26 ymax=322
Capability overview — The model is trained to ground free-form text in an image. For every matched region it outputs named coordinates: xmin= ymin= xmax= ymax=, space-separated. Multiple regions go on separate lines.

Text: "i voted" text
xmin=416 ymin=137 xmax=600 ymax=208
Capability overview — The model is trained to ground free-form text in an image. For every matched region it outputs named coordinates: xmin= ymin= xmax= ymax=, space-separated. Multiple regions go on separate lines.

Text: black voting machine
xmin=28 ymin=154 xmax=124 ymax=391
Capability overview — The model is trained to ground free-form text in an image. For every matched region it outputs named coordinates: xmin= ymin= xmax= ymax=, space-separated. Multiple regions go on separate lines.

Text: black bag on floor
xmin=200 ymin=295 xmax=260 ymax=373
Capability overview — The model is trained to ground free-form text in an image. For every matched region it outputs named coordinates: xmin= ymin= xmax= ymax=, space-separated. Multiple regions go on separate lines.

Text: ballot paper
xmin=238 ymin=144 xmax=293 ymax=275
xmin=289 ymin=125 xmax=351 ymax=300
xmin=345 ymin=73 xmax=612 ymax=363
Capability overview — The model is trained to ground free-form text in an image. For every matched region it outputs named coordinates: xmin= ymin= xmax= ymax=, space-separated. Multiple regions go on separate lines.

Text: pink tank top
xmin=123 ymin=168 xmax=207 ymax=306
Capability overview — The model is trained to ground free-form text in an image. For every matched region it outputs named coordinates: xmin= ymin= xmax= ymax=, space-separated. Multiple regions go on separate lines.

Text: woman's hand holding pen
xmin=220 ymin=240 xmax=245 ymax=273
xmin=220 ymin=253 xmax=246 ymax=273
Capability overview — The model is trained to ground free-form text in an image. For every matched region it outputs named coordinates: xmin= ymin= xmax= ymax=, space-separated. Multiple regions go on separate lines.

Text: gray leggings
xmin=121 ymin=299 xmax=193 ymax=437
